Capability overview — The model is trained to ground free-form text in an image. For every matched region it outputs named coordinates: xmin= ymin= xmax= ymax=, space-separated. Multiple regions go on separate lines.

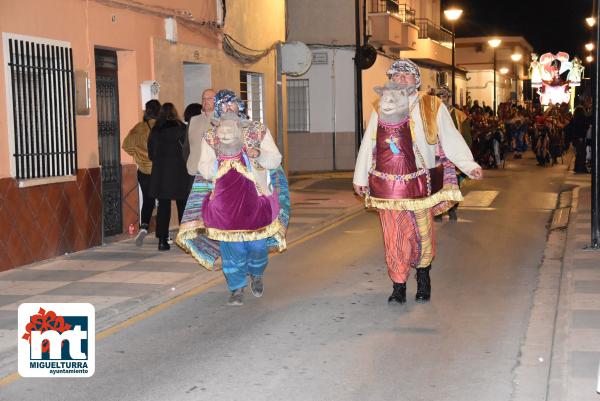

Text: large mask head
xmin=374 ymin=82 xmax=410 ymax=123
xmin=212 ymin=112 xmax=249 ymax=155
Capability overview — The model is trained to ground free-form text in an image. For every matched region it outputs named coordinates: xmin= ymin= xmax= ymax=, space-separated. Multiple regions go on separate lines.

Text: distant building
xmin=455 ymin=36 xmax=534 ymax=108
xmin=286 ymin=0 xmax=468 ymax=172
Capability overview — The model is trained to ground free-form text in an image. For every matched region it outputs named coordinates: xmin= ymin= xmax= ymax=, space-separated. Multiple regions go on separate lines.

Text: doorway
xmin=95 ymin=48 xmax=122 ymax=237
xmin=183 ymin=62 xmax=211 ymax=109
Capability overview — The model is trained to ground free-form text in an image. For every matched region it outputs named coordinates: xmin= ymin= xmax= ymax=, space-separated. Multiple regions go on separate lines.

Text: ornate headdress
xmin=386 ymin=58 xmax=421 ymax=89
xmin=214 ymin=89 xmax=246 ymax=119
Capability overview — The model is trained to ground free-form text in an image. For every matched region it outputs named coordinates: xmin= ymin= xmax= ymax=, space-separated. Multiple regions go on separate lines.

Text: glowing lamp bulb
xmin=499 ymin=67 xmax=509 ymax=74
xmin=444 ymin=9 xmax=463 ymax=21
xmin=488 ymin=39 xmax=502 ymax=48
xmin=586 ymin=43 xmax=594 ymax=51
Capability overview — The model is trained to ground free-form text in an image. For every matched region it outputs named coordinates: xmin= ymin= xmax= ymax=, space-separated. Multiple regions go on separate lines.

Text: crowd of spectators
xmin=454 ymin=98 xmax=592 ymax=173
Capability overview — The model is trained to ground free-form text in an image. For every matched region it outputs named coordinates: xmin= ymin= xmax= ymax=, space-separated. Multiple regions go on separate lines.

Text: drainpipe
xmin=354 ymin=0 xmax=364 ymax=153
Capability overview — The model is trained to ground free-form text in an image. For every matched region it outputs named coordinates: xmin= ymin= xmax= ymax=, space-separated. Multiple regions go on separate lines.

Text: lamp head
xmin=444 ymin=8 xmax=463 ymax=21
xmin=511 ymin=53 xmax=522 ymax=62
xmin=488 ymin=38 xmax=502 ymax=48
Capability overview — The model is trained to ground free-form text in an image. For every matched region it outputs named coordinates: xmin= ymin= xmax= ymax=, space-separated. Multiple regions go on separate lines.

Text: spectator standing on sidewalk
xmin=148 ymin=103 xmax=190 ymax=251
xmin=566 ymin=106 xmax=591 ymax=173
xmin=184 ymin=89 xmax=215 ymax=178
xmin=122 ymin=99 xmax=161 ymax=246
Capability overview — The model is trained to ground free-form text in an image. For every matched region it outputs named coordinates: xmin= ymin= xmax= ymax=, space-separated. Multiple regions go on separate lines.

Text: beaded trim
xmin=369 ymin=166 xmax=428 ymax=182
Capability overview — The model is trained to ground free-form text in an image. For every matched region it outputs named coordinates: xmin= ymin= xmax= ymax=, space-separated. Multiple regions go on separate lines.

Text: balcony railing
xmin=415 ymin=18 xmax=452 ymax=47
xmin=369 ymin=1 xmax=416 ymax=24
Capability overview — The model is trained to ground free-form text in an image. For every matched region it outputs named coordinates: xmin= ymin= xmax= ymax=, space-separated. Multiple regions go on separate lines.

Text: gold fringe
xmin=206 ymin=219 xmax=285 ymax=243
xmin=365 ymin=186 xmax=463 ymax=211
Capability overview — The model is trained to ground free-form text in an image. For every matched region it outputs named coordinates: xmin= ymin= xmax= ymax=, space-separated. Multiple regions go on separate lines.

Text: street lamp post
xmin=592 ymin=6 xmax=600 ymax=249
xmin=444 ymin=8 xmax=463 ymax=107
xmin=511 ymin=53 xmax=522 ymax=104
xmin=488 ymin=38 xmax=502 ymax=115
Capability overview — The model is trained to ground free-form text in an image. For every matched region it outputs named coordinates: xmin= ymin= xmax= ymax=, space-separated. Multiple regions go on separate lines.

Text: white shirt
xmin=353 ymin=93 xmax=480 ymax=187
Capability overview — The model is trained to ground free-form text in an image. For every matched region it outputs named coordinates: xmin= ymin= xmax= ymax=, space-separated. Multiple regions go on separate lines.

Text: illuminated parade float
xmin=529 ymin=52 xmax=585 ymax=107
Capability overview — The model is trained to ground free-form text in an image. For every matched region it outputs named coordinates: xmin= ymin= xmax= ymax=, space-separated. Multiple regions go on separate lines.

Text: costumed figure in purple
xmin=176 ymin=90 xmax=289 ymax=306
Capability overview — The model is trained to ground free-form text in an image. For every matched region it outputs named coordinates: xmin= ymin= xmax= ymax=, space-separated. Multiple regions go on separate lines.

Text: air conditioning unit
xmin=436 ymin=71 xmax=448 ymax=87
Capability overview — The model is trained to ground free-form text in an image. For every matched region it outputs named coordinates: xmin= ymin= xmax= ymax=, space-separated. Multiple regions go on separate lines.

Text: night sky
xmin=440 ymin=0 xmax=595 ymax=60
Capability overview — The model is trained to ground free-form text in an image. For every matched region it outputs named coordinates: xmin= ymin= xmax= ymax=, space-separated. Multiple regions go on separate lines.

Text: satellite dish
xmin=356 ymin=44 xmax=377 ymax=70
xmin=281 ymin=41 xmax=312 ymax=76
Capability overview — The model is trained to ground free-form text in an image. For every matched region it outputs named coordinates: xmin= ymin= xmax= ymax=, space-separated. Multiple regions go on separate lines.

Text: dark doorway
xmin=95 ymin=49 xmax=122 ymax=236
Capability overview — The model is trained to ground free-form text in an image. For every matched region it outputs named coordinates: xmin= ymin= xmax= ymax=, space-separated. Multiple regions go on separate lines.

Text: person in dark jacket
xmin=566 ymin=106 xmax=590 ymax=173
xmin=148 ymin=103 xmax=190 ymax=250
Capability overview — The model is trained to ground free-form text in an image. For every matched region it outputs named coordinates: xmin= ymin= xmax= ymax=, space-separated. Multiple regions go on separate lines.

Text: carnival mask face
xmin=216 ymin=120 xmax=244 ymax=155
xmin=378 ymin=89 xmax=410 ymax=123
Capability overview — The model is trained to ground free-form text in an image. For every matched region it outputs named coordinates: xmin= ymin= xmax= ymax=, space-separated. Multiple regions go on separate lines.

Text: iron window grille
xmin=240 ymin=71 xmax=264 ymax=123
xmin=3 ymin=33 xmax=77 ymax=180
xmin=287 ymin=79 xmax=310 ymax=133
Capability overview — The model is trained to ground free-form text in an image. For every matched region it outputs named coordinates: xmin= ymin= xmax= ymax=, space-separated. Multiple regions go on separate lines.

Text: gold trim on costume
xmin=365 ymin=186 xmax=463 ymax=211
xmin=206 ymin=219 xmax=285 ymax=243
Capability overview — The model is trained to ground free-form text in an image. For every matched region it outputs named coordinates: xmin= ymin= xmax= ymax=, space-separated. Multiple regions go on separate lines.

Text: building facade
xmin=0 ymin=0 xmax=286 ymax=271
xmin=286 ymin=0 xmax=467 ymax=172
xmin=455 ymin=36 xmax=534 ymax=109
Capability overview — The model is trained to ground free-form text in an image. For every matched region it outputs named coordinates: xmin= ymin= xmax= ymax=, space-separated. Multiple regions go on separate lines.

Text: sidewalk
xmin=0 ymin=172 xmax=363 ymax=380
xmin=548 ymin=174 xmax=600 ymax=401
xmin=512 ymin=168 xmax=600 ymax=401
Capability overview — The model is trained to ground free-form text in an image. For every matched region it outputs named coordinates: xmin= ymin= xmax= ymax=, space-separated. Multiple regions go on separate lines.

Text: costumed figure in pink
xmin=353 ymin=59 xmax=483 ymax=304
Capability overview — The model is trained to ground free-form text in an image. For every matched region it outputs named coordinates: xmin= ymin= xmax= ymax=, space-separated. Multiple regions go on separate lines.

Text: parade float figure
xmin=176 ymin=90 xmax=289 ymax=306
xmin=353 ymin=59 xmax=482 ymax=305
xmin=529 ymin=53 xmax=543 ymax=88
xmin=536 ymin=52 xmax=575 ymax=106
xmin=567 ymin=57 xmax=584 ymax=86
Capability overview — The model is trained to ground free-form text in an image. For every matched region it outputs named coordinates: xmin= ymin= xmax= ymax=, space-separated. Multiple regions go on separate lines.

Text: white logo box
xmin=18 ymin=303 xmax=95 ymax=378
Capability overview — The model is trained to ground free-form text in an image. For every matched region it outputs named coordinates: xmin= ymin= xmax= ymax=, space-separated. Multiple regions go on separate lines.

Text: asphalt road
xmin=1 ymin=156 xmax=570 ymax=401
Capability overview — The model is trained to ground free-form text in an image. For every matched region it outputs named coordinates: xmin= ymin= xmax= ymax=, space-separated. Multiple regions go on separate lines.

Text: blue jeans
xmin=220 ymin=239 xmax=268 ymax=291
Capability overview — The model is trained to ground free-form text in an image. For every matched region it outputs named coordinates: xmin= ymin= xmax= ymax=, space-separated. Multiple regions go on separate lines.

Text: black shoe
xmin=158 ymin=238 xmax=170 ymax=251
xmin=388 ymin=282 xmax=406 ymax=304
xmin=415 ymin=266 xmax=431 ymax=302
xmin=448 ymin=208 xmax=458 ymax=221
xmin=434 ymin=215 xmax=443 ymax=222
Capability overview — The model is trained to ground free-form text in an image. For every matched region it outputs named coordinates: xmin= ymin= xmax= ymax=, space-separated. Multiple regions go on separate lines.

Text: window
xmin=240 ymin=71 xmax=264 ymax=123
xmin=3 ymin=33 xmax=77 ymax=180
xmin=287 ymin=79 xmax=310 ymax=132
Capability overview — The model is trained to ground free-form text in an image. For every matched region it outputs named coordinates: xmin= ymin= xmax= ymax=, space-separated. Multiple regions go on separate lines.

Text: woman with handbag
xmin=148 ymin=103 xmax=190 ymax=251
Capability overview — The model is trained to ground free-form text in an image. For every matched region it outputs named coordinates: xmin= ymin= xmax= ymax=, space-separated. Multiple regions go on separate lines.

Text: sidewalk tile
xmin=572 ymin=293 xmax=600 ymax=310
xmin=116 ymin=261 xmax=201 ymax=273
xmin=0 ymin=281 xmax=69 ymax=295
xmin=567 ymin=329 xmax=600 ymax=352
xmin=574 ymin=281 xmax=600 ymax=294
xmin=80 ymin=271 xmax=189 ymax=285
xmin=26 ymin=259 xmax=133 ymax=271
xmin=569 ymin=351 xmax=600 ymax=378
xmin=0 ymin=269 xmax=99 ymax=282
xmin=0 ymin=295 xmax=131 ymax=313
xmin=0 ymin=295 xmax=28 ymax=308
xmin=41 ymin=282 xmax=161 ymax=297
xmin=572 ymin=310 xmax=600 ymax=329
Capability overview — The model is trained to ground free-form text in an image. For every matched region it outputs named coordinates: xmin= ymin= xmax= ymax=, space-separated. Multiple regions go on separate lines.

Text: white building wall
xmin=288 ymin=48 xmax=356 ymax=172
xmin=466 ymin=70 xmax=513 ymax=110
